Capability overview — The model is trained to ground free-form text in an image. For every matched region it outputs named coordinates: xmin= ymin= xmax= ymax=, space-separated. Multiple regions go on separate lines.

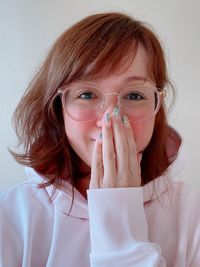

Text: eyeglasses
xmin=58 ymin=84 xmax=165 ymax=123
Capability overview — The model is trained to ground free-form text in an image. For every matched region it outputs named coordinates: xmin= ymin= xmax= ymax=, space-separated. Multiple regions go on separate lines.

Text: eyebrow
xmin=72 ymin=76 xmax=148 ymax=87
xmin=123 ymin=76 xmax=147 ymax=82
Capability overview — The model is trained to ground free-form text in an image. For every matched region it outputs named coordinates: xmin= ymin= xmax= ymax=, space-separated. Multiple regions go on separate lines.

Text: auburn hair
xmin=10 ymin=12 xmax=172 ymax=205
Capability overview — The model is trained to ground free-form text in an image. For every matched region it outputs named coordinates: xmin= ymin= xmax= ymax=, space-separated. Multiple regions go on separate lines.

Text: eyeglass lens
xmin=62 ymin=85 xmax=160 ymax=122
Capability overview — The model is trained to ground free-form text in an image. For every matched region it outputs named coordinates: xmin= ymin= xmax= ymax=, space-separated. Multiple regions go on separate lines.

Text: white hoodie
xmin=0 ymin=128 xmax=200 ymax=267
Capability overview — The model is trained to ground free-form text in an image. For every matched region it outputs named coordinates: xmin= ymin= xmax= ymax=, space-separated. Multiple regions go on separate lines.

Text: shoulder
xmin=146 ymin=179 xmax=200 ymax=223
xmin=172 ymin=181 xmax=200 ymax=201
xmin=0 ymin=182 xmax=55 ymax=265
xmin=171 ymin=181 xmax=200 ymax=260
xmin=0 ymin=181 xmax=53 ymax=221
xmin=169 ymin=181 xmax=200 ymax=227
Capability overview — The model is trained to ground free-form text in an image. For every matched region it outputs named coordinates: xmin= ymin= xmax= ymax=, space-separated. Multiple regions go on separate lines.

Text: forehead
xmin=80 ymin=44 xmax=153 ymax=90
xmin=117 ymin=44 xmax=150 ymax=79
xmin=84 ymin=44 xmax=149 ymax=80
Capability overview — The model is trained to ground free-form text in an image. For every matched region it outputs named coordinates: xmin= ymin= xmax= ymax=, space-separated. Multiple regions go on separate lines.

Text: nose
xmin=96 ymin=96 xmax=120 ymax=127
xmin=96 ymin=105 xmax=115 ymax=127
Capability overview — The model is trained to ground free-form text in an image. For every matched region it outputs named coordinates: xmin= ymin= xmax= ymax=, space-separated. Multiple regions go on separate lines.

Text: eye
xmin=125 ymin=91 xmax=146 ymax=101
xmin=78 ymin=91 xmax=96 ymax=100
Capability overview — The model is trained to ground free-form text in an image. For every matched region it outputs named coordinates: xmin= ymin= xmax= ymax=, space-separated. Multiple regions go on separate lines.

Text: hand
xmin=89 ymin=110 xmax=142 ymax=189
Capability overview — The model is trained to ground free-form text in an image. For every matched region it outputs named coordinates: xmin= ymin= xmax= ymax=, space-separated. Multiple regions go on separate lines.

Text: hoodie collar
xmin=25 ymin=127 xmax=186 ymax=218
xmin=25 ymin=166 xmax=89 ymax=219
xmin=143 ymin=127 xmax=186 ymax=204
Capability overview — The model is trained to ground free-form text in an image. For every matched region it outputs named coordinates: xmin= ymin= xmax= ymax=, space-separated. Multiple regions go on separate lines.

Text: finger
xmin=102 ymin=113 xmax=116 ymax=187
xmin=90 ymin=136 xmax=103 ymax=189
xmin=112 ymin=108 xmax=129 ymax=174
xmin=122 ymin=115 xmax=141 ymax=186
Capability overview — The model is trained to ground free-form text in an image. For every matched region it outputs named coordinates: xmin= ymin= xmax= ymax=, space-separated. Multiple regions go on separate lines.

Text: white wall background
xmin=0 ymin=0 xmax=199 ymax=189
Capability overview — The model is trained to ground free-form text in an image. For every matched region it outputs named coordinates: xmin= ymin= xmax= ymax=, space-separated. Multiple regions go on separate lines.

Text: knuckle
xmin=129 ymin=150 xmax=136 ymax=157
xmin=118 ymin=141 xmax=128 ymax=152
xmin=94 ymin=160 xmax=103 ymax=170
xmin=96 ymin=149 xmax=102 ymax=158
xmin=103 ymin=151 xmax=116 ymax=160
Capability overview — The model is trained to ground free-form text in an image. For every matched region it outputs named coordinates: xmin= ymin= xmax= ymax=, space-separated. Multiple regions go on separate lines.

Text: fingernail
xmin=98 ymin=132 xmax=102 ymax=143
xmin=106 ymin=113 xmax=110 ymax=123
xmin=122 ymin=115 xmax=128 ymax=124
xmin=113 ymin=106 xmax=120 ymax=116
xmin=104 ymin=113 xmax=111 ymax=127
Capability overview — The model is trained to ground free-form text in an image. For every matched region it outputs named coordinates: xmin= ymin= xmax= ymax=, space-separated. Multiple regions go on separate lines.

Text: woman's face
xmin=63 ymin=44 xmax=156 ymax=169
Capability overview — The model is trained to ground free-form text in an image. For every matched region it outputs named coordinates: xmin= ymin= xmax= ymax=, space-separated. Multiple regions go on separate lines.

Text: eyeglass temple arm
xmin=158 ymin=88 xmax=166 ymax=98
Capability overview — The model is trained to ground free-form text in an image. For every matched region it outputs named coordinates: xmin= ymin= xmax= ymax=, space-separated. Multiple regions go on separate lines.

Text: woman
xmin=0 ymin=12 xmax=200 ymax=266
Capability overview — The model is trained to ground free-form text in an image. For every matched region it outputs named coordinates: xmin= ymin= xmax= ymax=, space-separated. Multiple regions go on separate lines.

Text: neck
xmin=75 ymin=174 xmax=90 ymax=200
xmin=73 ymin=156 xmax=91 ymax=200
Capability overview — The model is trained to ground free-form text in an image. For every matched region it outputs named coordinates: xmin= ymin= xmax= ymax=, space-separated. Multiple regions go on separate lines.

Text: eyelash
xmin=77 ymin=91 xmax=146 ymax=101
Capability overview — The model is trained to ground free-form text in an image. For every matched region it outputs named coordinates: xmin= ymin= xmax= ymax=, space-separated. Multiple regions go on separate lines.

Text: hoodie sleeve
xmin=87 ymin=187 xmax=166 ymax=267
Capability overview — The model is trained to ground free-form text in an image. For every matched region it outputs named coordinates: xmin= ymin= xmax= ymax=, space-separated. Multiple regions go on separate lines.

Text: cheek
xmin=64 ymin=119 xmax=96 ymax=167
xmin=131 ymin=120 xmax=155 ymax=151
xmin=64 ymin=118 xmax=90 ymax=143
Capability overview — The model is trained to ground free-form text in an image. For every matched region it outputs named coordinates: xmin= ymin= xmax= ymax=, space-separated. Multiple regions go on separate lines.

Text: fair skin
xmin=63 ymin=44 xmax=155 ymax=199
